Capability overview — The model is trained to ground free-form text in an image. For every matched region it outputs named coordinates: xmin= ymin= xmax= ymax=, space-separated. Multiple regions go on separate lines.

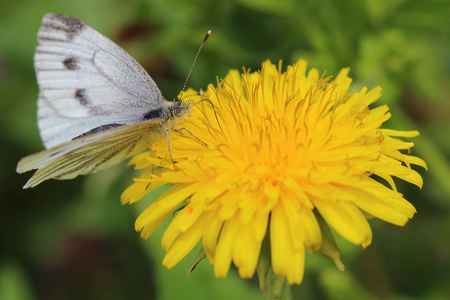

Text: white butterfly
xmin=16 ymin=13 xmax=194 ymax=188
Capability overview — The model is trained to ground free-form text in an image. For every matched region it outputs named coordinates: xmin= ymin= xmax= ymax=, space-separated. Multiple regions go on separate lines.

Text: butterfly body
xmin=17 ymin=13 xmax=191 ymax=188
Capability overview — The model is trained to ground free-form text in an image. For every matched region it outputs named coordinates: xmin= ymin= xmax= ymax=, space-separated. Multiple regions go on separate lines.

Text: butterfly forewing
xmin=35 ymin=13 xmax=167 ymax=148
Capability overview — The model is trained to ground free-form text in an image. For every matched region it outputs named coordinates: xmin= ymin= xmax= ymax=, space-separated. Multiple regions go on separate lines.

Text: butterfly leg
xmin=146 ymin=147 xmax=156 ymax=174
xmin=166 ymin=130 xmax=175 ymax=164
xmin=144 ymin=148 xmax=153 ymax=190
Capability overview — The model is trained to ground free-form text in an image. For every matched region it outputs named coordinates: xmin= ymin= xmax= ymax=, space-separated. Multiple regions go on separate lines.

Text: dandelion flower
xmin=121 ymin=59 xmax=427 ymax=285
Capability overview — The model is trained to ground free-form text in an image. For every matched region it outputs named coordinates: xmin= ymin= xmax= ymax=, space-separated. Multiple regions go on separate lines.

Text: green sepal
xmin=256 ymin=231 xmax=271 ymax=296
xmin=186 ymin=247 xmax=207 ymax=277
xmin=314 ymin=210 xmax=345 ymax=271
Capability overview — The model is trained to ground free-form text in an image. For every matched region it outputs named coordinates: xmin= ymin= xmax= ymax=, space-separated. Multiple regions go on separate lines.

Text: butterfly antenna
xmin=179 ymin=30 xmax=211 ymax=101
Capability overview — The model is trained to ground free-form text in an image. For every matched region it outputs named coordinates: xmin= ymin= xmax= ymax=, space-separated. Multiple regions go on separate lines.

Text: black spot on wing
xmin=143 ymin=108 xmax=164 ymax=120
xmin=63 ymin=56 xmax=78 ymax=70
xmin=40 ymin=13 xmax=85 ymax=41
xmin=57 ymin=14 xmax=84 ymax=32
xmin=75 ymin=89 xmax=88 ymax=105
xmin=72 ymin=123 xmax=124 ymax=140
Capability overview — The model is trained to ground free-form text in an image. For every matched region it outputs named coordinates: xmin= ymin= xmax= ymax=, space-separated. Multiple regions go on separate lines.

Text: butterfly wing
xmin=35 ymin=13 xmax=167 ymax=148
xmin=17 ymin=120 xmax=169 ymax=189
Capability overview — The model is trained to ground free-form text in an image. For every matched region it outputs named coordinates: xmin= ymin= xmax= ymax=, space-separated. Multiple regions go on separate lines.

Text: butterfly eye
xmin=175 ymin=107 xmax=185 ymax=117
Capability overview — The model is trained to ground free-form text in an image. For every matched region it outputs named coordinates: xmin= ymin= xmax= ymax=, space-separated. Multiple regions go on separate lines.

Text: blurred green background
xmin=0 ymin=0 xmax=448 ymax=299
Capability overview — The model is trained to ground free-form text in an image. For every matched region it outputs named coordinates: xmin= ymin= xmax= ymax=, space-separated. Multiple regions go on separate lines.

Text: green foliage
xmin=0 ymin=0 xmax=448 ymax=299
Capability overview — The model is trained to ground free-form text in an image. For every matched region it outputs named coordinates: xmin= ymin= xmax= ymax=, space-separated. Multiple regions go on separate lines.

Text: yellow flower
xmin=121 ymin=59 xmax=427 ymax=284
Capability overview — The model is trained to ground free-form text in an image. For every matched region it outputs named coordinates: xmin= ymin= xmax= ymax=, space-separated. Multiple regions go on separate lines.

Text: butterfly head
xmin=170 ymin=100 xmax=191 ymax=119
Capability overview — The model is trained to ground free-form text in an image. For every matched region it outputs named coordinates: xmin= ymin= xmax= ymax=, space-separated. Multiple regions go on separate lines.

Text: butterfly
xmin=16 ymin=13 xmax=202 ymax=189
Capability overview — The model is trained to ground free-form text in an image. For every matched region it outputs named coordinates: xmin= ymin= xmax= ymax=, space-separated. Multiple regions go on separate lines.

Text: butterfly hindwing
xmin=17 ymin=120 xmax=169 ymax=188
